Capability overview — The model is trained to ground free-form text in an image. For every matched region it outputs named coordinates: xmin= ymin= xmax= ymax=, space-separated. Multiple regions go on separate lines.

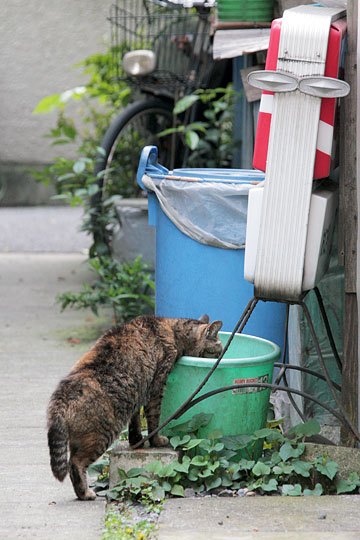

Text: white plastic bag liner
xmin=142 ymin=174 xmax=255 ymax=249
xmin=112 ymin=199 xmax=155 ymax=267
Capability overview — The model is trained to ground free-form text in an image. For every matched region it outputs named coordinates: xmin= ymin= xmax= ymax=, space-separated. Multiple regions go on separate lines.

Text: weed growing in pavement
xmin=102 ymin=504 xmax=158 ymax=540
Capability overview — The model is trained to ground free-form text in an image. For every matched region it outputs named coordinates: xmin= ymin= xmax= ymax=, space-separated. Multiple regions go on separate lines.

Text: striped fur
xmin=47 ymin=314 xmax=222 ymax=500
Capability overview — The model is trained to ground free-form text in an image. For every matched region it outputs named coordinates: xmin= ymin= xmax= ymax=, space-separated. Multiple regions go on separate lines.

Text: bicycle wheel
xmin=91 ymin=97 xmax=184 ymax=254
xmin=93 ymin=98 xmax=183 ymax=202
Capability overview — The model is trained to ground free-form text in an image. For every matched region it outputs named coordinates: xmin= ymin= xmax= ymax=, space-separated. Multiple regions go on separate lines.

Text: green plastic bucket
xmin=217 ymin=0 xmax=274 ymax=22
xmin=160 ymin=332 xmax=280 ymax=438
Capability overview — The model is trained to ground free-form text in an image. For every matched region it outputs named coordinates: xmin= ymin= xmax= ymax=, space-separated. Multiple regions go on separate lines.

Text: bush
xmin=57 ymin=256 xmax=155 ymax=324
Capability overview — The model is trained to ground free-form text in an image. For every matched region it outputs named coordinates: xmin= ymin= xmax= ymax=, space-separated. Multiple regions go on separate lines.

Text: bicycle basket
xmin=109 ymin=0 xmax=213 ymax=97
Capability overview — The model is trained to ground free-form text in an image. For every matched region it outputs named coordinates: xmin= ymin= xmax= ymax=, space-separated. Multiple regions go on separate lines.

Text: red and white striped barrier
xmin=253 ymin=17 xmax=347 ymax=179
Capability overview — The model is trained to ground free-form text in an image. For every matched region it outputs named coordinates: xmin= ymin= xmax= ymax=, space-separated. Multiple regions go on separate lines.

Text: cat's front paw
xmin=150 ymin=434 xmax=169 ymax=447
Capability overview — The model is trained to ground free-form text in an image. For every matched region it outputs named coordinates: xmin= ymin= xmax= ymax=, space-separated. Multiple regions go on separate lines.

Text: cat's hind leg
xmin=69 ymin=433 xmax=110 ymax=501
xmin=128 ymin=411 xmax=144 ymax=447
xmin=69 ymin=457 xmax=96 ymax=501
xmin=145 ymin=396 xmax=169 ymax=447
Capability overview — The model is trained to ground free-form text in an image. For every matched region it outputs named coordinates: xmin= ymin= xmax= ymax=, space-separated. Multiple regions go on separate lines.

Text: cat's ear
xmin=206 ymin=320 xmax=223 ymax=338
xmin=198 ymin=314 xmax=210 ymax=323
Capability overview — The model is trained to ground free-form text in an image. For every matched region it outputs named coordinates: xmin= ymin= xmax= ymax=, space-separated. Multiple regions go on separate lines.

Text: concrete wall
xmin=0 ymin=0 xmax=110 ymax=204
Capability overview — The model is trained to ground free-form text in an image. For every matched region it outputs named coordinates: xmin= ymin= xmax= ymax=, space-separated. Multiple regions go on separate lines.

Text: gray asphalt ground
xmin=0 ymin=207 xmax=105 ymax=539
xmin=0 ymin=206 xmax=91 ymax=252
xmin=1 ymin=206 xmax=360 ymax=540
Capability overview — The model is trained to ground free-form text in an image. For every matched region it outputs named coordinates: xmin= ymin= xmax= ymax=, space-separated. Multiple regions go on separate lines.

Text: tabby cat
xmin=47 ymin=314 xmax=222 ymax=500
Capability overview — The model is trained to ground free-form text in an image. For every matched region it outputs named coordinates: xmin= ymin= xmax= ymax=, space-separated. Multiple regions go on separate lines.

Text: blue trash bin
xmin=137 ymin=146 xmax=286 ymax=347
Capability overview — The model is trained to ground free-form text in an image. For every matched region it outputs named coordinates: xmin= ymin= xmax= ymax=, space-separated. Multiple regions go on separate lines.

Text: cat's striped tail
xmin=47 ymin=402 xmax=69 ymax=482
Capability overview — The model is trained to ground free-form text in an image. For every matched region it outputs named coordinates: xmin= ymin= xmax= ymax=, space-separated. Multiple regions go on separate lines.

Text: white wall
xmin=0 ymin=0 xmax=110 ymax=165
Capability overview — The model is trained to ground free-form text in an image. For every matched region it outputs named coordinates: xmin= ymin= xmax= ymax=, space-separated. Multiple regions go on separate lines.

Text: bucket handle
xmin=137 ymin=145 xmax=169 ymax=191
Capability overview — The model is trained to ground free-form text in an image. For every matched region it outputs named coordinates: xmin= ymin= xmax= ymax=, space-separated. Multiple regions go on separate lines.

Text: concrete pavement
xmin=158 ymin=496 xmax=360 ymax=539
xmin=0 ymin=206 xmax=91 ymax=252
xmin=0 ymin=206 xmax=106 ymax=539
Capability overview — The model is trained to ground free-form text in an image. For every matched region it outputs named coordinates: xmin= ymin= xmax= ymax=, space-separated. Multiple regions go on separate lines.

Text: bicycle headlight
xmin=122 ymin=50 xmax=156 ymax=77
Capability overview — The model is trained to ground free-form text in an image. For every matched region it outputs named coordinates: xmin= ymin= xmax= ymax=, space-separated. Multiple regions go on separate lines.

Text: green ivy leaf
xmin=270 ymin=451 xmax=282 ymax=465
xmin=107 ymin=489 xmax=121 ymax=501
xmin=87 ymin=184 xmax=100 ymax=197
xmin=173 ymin=457 xmax=191 ymax=474
xmin=33 ymin=86 xmax=86 ymax=114
xmin=169 ymin=413 xmax=213 ymax=435
xmin=157 ymin=463 xmax=177 ymax=478
xmin=198 ymin=439 xmax=212 ymax=452
xmin=73 ymin=160 xmax=86 ymax=174
xmin=151 ymin=485 xmax=165 ymax=501
xmin=335 ymin=478 xmax=358 ymax=495
xmin=183 ymin=439 xmax=205 ymax=450
xmin=188 ymin=469 xmax=199 ymax=482
xmin=170 ymin=435 xmax=191 ymax=449
xmin=260 ymin=478 xmax=278 ymax=492
xmin=127 ymin=467 xmax=146 ymax=478
xmin=170 ymin=484 xmax=185 ymax=497
xmin=267 ymin=418 xmax=285 ymax=430
xmin=208 ymin=429 xmax=223 ymax=440
xmin=209 ymin=460 xmax=220 ymax=473
xmin=158 ymin=126 xmax=183 ymax=138
xmin=145 ymin=461 xmax=163 ymax=475
xmin=33 ymin=93 xmax=64 ymax=114
xmin=173 ymin=94 xmax=200 ymax=114
xmin=292 ymin=460 xmax=313 ymax=478
xmin=198 ymin=468 xmax=213 ymax=478
xmin=221 ymin=475 xmax=233 ymax=487
xmin=205 ymin=477 xmax=222 ymax=491
xmin=303 ymin=483 xmax=323 ymax=496
xmin=279 ymin=441 xmax=305 ymax=461
xmin=253 ymin=428 xmax=276 ymax=439
xmin=348 ymin=472 xmax=360 ymax=485
xmin=125 ymin=476 xmax=149 ymax=487
xmin=161 ymin=481 xmax=172 ymax=492
xmin=252 ymin=462 xmax=271 ymax=477
xmin=316 ymin=458 xmax=338 ymax=480
xmin=117 ymin=468 xmax=127 ymax=481
xmin=223 ymin=435 xmax=253 ymax=450
xmin=282 ymin=484 xmax=302 ymax=496
xmin=238 ymin=458 xmax=255 ymax=471
xmin=87 ymin=458 xmax=109 ymax=474
xmin=288 ymin=419 xmax=321 ymax=439
xmin=219 ymin=457 xmax=230 ymax=468
xmin=212 ymin=442 xmax=225 ymax=452
xmin=191 ymin=455 xmax=208 ymax=467
xmin=185 ymin=130 xmax=200 ymax=150
xmin=272 ymin=463 xmax=294 ymax=476
xmin=187 ymin=413 xmax=213 ymax=431
xmin=186 ymin=121 xmax=208 ymax=133
xmin=58 ymin=172 xmax=76 ymax=182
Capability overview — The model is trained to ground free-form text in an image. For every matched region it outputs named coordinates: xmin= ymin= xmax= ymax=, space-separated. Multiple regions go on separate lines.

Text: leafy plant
xmin=160 ymin=85 xmax=236 ymax=168
xmin=101 ymin=415 xmax=360 ymax=505
xmin=57 ymin=256 xmax=155 ymax=324
xmin=32 ymin=49 xmax=133 ymax=256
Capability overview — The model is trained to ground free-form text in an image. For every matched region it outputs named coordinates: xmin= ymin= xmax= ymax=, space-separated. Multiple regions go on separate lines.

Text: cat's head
xmin=184 ymin=315 xmax=223 ymax=359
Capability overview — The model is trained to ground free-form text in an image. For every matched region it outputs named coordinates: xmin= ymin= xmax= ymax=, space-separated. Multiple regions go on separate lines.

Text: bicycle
xmin=91 ymin=0 xmax=218 ymax=252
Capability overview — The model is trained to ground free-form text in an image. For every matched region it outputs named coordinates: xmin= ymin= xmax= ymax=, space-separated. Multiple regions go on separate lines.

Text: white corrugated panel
xmin=254 ymin=5 xmax=344 ymax=301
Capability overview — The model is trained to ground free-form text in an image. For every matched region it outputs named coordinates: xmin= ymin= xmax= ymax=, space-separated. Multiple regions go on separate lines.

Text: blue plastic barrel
xmin=137 ymin=146 xmax=286 ymax=347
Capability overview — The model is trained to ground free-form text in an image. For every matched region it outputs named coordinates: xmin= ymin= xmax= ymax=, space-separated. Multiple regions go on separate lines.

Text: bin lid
xmin=172 ymin=168 xmax=265 ymax=184
xmin=136 ymin=146 xmax=264 ymax=249
xmin=136 ymin=146 xmax=265 ymax=190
